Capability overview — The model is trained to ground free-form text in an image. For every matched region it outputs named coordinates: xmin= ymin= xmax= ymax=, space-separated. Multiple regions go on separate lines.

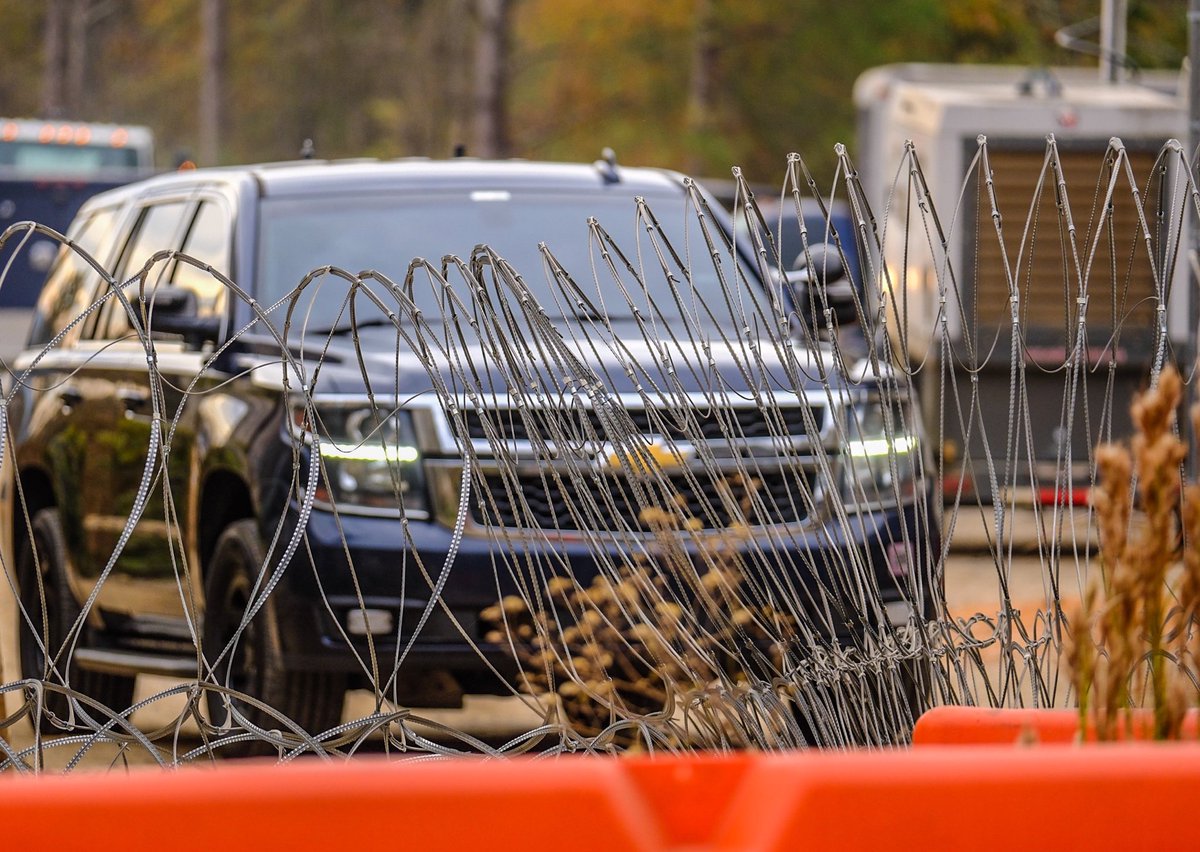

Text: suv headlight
xmin=840 ymin=396 xmax=918 ymax=506
xmin=294 ymin=403 xmax=429 ymax=518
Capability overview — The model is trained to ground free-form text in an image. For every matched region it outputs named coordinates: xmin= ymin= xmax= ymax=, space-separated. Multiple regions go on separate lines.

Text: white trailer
xmin=852 ymin=63 xmax=1186 ymax=500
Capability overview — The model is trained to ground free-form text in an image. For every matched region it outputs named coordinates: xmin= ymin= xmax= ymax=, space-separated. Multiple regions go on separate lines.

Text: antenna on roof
xmin=594 ymin=147 xmax=620 ymax=184
xmin=299 ymin=138 xmax=316 ymax=159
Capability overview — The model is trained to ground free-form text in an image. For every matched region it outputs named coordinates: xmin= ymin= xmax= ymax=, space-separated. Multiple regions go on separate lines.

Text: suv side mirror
xmin=789 ymin=243 xmax=858 ymax=328
xmin=145 ymin=284 xmax=222 ymax=348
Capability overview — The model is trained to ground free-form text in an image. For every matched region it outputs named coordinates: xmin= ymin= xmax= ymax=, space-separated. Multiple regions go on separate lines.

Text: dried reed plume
xmin=1073 ymin=365 xmax=1200 ymax=739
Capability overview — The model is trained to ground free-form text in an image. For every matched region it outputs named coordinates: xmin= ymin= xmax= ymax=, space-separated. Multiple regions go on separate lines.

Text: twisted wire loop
xmin=0 ymin=137 xmax=1195 ymax=770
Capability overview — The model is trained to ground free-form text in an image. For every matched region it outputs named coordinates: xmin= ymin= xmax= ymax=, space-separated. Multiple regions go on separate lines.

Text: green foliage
xmin=0 ymin=0 xmax=1186 ymax=178
xmin=0 ymin=2 xmax=41 ymax=113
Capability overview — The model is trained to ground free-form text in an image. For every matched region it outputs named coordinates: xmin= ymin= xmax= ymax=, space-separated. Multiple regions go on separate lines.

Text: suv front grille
xmin=457 ymin=403 xmax=824 ymax=444
xmin=470 ymin=466 xmax=815 ymax=532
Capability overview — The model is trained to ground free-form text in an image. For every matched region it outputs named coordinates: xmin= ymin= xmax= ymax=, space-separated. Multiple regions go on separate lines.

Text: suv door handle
xmin=117 ymin=388 xmax=150 ymax=412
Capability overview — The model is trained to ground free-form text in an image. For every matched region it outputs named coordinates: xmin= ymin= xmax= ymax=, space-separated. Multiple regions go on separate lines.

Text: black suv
xmin=10 ymin=157 xmax=937 ymax=741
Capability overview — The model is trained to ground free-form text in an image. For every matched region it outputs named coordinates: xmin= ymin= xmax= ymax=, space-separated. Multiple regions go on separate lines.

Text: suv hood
xmin=263 ymin=325 xmax=846 ymax=401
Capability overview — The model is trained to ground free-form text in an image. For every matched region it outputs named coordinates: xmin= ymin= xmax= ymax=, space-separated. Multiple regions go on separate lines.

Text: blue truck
xmin=0 ymin=118 xmax=154 ymax=358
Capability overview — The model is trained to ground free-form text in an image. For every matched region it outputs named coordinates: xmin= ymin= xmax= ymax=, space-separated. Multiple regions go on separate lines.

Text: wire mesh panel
xmin=0 ymin=138 xmax=1196 ymax=769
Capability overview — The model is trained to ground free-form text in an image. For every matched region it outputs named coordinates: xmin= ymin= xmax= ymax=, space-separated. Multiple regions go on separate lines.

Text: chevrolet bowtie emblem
xmin=604 ymin=439 xmax=693 ymax=473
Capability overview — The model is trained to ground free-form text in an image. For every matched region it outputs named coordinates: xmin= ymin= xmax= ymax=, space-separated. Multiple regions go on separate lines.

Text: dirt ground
xmin=0 ymin=506 xmax=1088 ymax=769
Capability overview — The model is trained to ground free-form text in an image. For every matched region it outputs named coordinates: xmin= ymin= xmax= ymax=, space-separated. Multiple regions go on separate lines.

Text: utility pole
xmin=1189 ymin=0 xmax=1200 ymax=463
xmin=1192 ymin=1 xmax=1200 ymax=181
xmin=1099 ymin=0 xmax=1127 ymax=84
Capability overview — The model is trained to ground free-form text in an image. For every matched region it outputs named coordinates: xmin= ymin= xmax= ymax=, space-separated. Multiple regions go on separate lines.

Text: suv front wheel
xmin=202 ymin=519 xmax=347 ymax=756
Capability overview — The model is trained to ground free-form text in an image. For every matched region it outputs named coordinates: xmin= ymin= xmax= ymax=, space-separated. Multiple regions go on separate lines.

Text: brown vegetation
xmin=0 ymin=1 xmax=1185 ymax=177
xmin=481 ymin=485 xmax=798 ymax=748
xmin=1070 ymin=365 xmax=1200 ymax=740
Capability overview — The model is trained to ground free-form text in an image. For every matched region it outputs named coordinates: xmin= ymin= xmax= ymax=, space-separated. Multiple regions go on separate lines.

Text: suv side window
xmin=97 ymin=200 xmax=190 ymax=341
xmin=27 ymin=207 xmax=118 ymax=347
xmin=172 ymin=200 xmax=231 ymax=321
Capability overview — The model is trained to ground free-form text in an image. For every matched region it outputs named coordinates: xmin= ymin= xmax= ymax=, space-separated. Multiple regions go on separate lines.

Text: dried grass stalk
xmin=482 ymin=477 xmax=801 ymax=749
xmin=1076 ymin=366 xmax=1197 ymax=740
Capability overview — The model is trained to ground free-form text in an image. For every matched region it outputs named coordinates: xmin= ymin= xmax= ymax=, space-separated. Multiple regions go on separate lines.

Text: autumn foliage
xmin=1071 ymin=366 xmax=1200 ymax=740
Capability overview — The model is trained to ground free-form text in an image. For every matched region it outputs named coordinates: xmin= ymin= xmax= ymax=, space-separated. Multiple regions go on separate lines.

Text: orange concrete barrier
xmin=913 ymin=705 xmax=1200 ymax=745
xmin=3 ymin=745 xmax=1200 ymax=850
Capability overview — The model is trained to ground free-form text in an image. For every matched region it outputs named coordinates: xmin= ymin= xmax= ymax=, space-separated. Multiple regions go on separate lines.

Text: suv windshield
xmin=257 ymin=189 xmax=763 ymax=330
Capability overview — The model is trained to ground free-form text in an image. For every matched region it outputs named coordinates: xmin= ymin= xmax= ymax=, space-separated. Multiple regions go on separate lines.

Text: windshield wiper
xmin=307 ymin=318 xmax=397 ymax=336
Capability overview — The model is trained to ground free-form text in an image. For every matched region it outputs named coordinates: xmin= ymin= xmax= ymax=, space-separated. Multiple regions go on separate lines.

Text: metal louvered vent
xmin=970 ymin=144 xmax=1162 ymax=337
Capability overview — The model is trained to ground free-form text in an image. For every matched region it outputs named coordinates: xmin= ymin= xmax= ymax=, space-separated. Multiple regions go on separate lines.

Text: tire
xmin=16 ymin=508 xmax=136 ymax=734
xmin=202 ymin=519 xmax=346 ymax=757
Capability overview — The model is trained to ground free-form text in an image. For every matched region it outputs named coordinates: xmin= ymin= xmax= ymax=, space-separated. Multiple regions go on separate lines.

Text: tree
xmin=473 ymin=0 xmax=511 ymax=158
xmin=65 ymin=0 xmax=93 ymax=115
xmin=199 ymin=0 xmax=225 ymax=165
xmin=41 ymin=0 xmax=66 ymax=118
xmin=685 ymin=0 xmax=719 ymax=176
xmin=0 ymin=0 xmax=1187 ymax=175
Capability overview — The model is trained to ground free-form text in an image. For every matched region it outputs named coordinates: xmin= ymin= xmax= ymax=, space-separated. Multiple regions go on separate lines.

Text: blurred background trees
xmin=0 ymin=0 xmax=1187 ymax=180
